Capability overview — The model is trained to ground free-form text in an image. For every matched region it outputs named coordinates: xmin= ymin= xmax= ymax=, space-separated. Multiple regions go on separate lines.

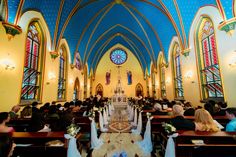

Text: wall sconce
xmin=0 ymin=59 xmax=15 ymax=70
xmin=165 ymin=77 xmax=171 ymax=85
xmin=48 ymin=72 xmax=56 ymax=80
xmin=69 ymin=78 xmax=74 ymax=85
xmin=184 ymin=70 xmax=195 ymax=83
xmin=155 ymin=82 xmax=159 ymax=88
xmin=184 ymin=71 xmax=193 ymax=79
xmin=46 ymin=72 xmax=56 ymax=85
xmin=229 ymin=51 xmax=236 ymax=67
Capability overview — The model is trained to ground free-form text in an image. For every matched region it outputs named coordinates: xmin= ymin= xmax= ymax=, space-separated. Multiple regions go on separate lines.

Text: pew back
xmin=12 ymin=132 xmax=67 ymax=157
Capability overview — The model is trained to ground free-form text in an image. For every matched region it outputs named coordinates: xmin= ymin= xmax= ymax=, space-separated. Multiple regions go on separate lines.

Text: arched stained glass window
xmin=197 ymin=17 xmax=224 ymax=101
xmin=57 ymin=47 xmax=67 ymax=99
xmin=172 ymin=43 xmax=184 ymax=98
xmin=21 ymin=22 xmax=42 ymax=101
xmin=151 ymin=65 xmax=156 ymax=98
xmin=159 ymin=56 xmax=166 ymax=98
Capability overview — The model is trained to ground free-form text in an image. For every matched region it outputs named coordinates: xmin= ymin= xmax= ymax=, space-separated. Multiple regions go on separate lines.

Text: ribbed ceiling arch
xmin=5 ymin=0 xmax=229 ymax=75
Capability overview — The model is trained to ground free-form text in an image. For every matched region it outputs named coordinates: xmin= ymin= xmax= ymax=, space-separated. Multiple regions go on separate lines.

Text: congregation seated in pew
xmin=194 ymin=108 xmax=220 ymax=132
xmin=0 ymin=112 xmax=15 ymax=133
xmin=225 ymin=108 xmax=236 ymax=132
xmin=0 ymin=133 xmax=16 ymax=157
xmin=165 ymin=130 xmax=236 ymax=157
xmin=170 ymin=105 xmax=195 ymax=131
xmin=2 ymin=96 xmax=236 ymax=157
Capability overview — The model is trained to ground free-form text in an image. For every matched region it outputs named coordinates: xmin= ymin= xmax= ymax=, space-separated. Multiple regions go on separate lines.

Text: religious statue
xmin=74 ymin=52 xmax=82 ymax=70
xmin=127 ymin=70 xmax=132 ymax=85
xmin=106 ymin=70 xmax=111 ymax=85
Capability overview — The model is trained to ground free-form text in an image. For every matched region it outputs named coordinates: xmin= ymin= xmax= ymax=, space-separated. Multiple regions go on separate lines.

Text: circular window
xmin=110 ymin=49 xmax=127 ymax=65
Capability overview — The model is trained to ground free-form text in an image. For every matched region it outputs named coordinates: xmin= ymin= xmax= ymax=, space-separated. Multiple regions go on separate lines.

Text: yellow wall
xmin=162 ymin=6 xmax=236 ymax=107
xmin=93 ymin=44 xmax=146 ymax=97
xmin=1 ymin=6 xmax=236 ymax=112
xmin=0 ymin=11 xmax=84 ymax=112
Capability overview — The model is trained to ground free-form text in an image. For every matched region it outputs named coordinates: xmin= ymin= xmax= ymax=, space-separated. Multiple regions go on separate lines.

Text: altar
xmin=111 ymin=66 xmax=128 ymax=107
xmin=112 ymin=94 xmax=127 ymax=107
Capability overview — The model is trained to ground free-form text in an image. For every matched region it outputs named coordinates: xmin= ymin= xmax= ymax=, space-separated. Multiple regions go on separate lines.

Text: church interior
xmin=1 ymin=0 xmax=236 ymax=157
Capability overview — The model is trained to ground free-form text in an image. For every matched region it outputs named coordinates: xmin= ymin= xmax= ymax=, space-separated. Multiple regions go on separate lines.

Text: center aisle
xmin=92 ymin=105 xmax=150 ymax=157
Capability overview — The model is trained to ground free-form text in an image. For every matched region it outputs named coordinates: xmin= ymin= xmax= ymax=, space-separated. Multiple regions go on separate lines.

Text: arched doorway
xmin=73 ymin=77 xmax=80 ymax=101
xmin=96 ymin=83 xmax=103 ymax=97
xmin=135 ymin=83 xmax=143 ymax=97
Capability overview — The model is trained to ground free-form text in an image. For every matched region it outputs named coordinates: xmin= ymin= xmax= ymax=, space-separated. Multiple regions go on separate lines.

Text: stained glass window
xmin=73 ymin=90 xmax=77 ymax=102
xmin=160 ymin=57 xmax=166 ymax=98
xmin=57 ymin=47 xmax=67 ymax=99
xmin=110 ymin=49 xmax=127 ymax=65
xmin=173 ymin=44 xmax=184 ymax=98
xmin=198 ymin=18 xmax=224 ymax=101
xmin=21 ymin=22 xmax=41 ymax=101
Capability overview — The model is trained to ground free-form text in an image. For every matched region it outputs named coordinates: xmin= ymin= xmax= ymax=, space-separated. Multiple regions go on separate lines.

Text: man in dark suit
xmin=170 ymin=105 xmax=195 ymax=130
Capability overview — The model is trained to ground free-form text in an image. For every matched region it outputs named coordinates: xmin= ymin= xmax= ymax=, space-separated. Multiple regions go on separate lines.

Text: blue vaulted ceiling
xmin=5 ymin=0 xmax=234 ymax=75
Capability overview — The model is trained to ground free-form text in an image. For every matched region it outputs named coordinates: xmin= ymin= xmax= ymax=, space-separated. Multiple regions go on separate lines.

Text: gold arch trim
xmin=14 ymin=0 xmax=24 ymax=25
xmin=83 ymin=3 xmax=115 ymax=60
xmin=56 ymin=0 xmax=82 ymax=49
xmin=3 ymin=0 xmax=8 ymax=21
xmin=122 ymin=3 xmax=155 ymax=62
xmin=125 ymin=2 xmax=164 ymax=64
xmin=53 ymin=0 xmax=65 ymax=51
xmin=85 ymin=24 xmax=152 ymax=65
xmin=75 ymin=3 xmax=113 ymax=53
xmin=92 ymin=34 xmax=147 ymax=75
xmin=173 ymin=0 xmax=187 ymax=47
xmin=187 ymin=5 xmax=216 ymax=47
xmin=216 ymin=0 xmax=226 ymax=20
xmin=156 ymin=0 xmax=185 ymax=50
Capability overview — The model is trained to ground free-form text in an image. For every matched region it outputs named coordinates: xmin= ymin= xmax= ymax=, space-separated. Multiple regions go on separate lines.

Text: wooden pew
xmin=171 ymin=131 xmax=236 ymax=157
xmin=74 ymin=117 xmax=91 ymax=150
xmin=7 ymin=118 xmax=31 ymax=132
xmin=147 ymin=115 xmax=229 ymax=133
xmin=12 ymin=132 xmax=67 ymax=157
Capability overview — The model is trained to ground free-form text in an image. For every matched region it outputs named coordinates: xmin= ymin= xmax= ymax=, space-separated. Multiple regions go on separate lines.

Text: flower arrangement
xmin=67 ymin=119 xmax=80 ymax=137
xmin=146 ymin=112 xmax=153 ymax=119
xmin=87 ymin=108 xmax=96 ymax=119
xmin=162 ymin=123 xmax=176 ymax=135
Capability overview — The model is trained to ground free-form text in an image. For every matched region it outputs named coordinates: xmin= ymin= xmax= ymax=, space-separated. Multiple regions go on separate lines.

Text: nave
xmin=1 ymin=98 xmax=236 ymax=157
xmin=1 ymin=0 xmax=236 ymax=157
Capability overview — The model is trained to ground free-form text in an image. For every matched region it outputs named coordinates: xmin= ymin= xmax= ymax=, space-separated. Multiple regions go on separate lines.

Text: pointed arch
xmin=57 ymin=44 xmax=68 ymax=100
xmin=195 ymin=15 xmax=224 ymax=102
xmin=58 ymin=38 xmax=72 ymax=64
xmin=157 ymin=52 xmax=167 ymax=98
xmin=151 ymin=63 xmax=156 ymax=97
xmin=171 ymin=42 xmax=184 ymax=99
xmin=83 ymin=64 xmax=88 ymax=99
xmin=135 ymin=83 xmax=143 ymax=97
xmin=96 ymin=83 xmax=103 ymax=97
xmin=20 ymin=21 xmax=45 ymax=102
xmin=73 ymin=77 xmax=80 ymax=101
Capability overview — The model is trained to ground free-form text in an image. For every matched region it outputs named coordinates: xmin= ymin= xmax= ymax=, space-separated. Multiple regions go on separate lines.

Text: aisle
xmin=92 ymin=106 xmax=151 ymax=157
xmin=108 ymin=106 xmax=131 ymax=133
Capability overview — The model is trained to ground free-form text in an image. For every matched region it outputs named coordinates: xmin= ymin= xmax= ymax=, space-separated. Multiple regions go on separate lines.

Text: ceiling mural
xmin=3 ymin=0 xmax=234 ymax=75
